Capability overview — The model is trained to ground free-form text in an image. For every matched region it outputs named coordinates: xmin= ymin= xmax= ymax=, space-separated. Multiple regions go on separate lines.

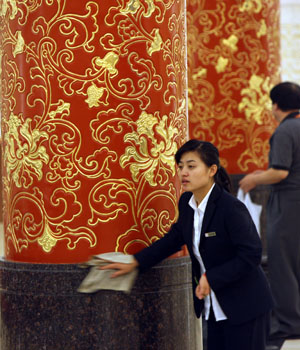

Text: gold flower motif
xmin=1 ymin=0 xmax=17 ymax=19
xmin=95 ymin=52 xmax=119 ymax=75
xmin=120 ymin=0 xmax=155 ymax=17
xmin=216 ymin=56 xmax=228 ymax=73
xmin=85 ymin=83 xmax=105 ymax=108
xmin=257 ymin=20 xmax=267 ymax=38
xmin=192 ymin=68 xmax=207 ymax=80
xmin=188 ymin=88 xmax=194 ymax=110
xmin=239 ymin=0 xmax=262 ymax=13
xmin=4 ymin=114 xmax=49 ymax=188
xmin=120 ymin=111 xmax=178 ymax=186
xmin=121 ymin=0 xmax=140 ymax=14
xmin=238 ymin=75 xmax=272 ymax=125
xmin=223 ymin=35 xmax=238 ymax=52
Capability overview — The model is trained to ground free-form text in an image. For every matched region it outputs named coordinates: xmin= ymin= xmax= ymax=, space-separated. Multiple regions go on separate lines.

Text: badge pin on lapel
xmin=205 ymin=231 xmax=216 ymax=237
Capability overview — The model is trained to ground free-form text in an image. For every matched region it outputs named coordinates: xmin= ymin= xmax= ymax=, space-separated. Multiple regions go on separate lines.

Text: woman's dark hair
xmin=270 ymin=82 xmax=300 ymax=111
xmin=175 ymin=139 xmax=232 ymax=193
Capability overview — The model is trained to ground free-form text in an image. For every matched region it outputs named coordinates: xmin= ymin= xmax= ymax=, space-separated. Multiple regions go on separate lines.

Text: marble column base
xmin=0 ymin=257 xmax=199 ymax=350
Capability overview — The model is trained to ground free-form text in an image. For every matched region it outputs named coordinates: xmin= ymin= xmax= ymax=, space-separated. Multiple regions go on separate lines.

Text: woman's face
xmin=177 ymin=151 xmax=217 ymax=200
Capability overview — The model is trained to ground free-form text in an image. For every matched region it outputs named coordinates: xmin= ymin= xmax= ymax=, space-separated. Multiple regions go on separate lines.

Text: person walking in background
xmin=240 ymin=82 xmax=300 ymax=342
xmin=103 ymin=139 xmax=273 ymax=350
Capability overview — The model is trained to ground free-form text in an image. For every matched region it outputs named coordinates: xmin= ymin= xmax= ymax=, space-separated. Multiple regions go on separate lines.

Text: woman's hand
xmin=195 ymin=273 xmax=211 ymax=300
xmin=100 ymin=258 xmax=139 ymax=278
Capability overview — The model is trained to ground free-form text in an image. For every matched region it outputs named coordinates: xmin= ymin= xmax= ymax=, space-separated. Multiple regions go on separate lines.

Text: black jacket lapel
xmin=183 ymin=198 xmax=195 ymax=252
xmin=200 ymin=185 xmax=222 ymax=242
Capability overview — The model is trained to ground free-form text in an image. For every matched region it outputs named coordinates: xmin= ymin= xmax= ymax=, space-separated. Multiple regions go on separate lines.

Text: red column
xmin=1 ymin=1 xmax=187 ymax=263
xmin=187 ymin=0 xmax=280 ymax=174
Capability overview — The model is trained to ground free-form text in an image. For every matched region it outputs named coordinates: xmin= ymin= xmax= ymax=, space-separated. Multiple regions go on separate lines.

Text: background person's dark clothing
xmin=269 ymin=112 xmax=300 ymax=190
xmin=267 ymin=112 xmax=300 ymax=336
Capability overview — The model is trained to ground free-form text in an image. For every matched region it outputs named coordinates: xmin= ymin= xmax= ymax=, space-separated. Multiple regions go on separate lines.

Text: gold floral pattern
xmin=4 ymin=113 xmax=49 ymax=188
xmin=187 ymin=0 xmax=280 ymax=173
xmin=238 ymin=75 xmax=272 ymax=125
xmin=120 ymin=111 xmax=179 ymax=187
xmin=1 ymin=0 xmax=187 ymax=261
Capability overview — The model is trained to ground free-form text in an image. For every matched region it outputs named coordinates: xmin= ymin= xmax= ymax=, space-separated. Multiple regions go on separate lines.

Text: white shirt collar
xmin=188 ymin=183 xmax=215 ymax=212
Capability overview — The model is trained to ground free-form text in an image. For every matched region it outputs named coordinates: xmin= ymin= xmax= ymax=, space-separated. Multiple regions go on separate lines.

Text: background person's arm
xmin=239 ymin=168 xmax=288 ymax=193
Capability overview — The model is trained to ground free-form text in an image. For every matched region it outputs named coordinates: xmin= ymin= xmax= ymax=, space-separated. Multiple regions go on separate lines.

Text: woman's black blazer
xmin=134 ymin=184 xmax=274 ymax=325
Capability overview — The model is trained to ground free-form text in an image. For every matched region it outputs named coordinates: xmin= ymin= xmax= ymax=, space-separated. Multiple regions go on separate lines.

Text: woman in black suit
xmin=102 ymin=139 xmax=273 ymax=350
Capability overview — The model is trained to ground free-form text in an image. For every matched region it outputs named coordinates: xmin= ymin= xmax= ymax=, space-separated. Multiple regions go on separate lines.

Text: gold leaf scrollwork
xmin=120 ymin=111 xmax=178 ymax=187
xmin=144 ymin=0 xmax=155 ymax=18
xmin=13 ymin=30 xmax=25 ymax=57
xmin=147 ymin=28 xmax=163 ymax=56
xmin=48 ymin=100 xmax=70 ymax=119
xmin=37 ymin=220 xmax=57 ymax=252
xmin=0 ymin=49 xmax=2 ymax=75
xmin=0 ymin=0 xmax=7 ymax=17
xmin=88 ymin=180 xmax=132 ymax=226
xmin=6 ymin=187 xmax=97 ymax=254
xmin=238 ymin=75 xmax=272 ymax=125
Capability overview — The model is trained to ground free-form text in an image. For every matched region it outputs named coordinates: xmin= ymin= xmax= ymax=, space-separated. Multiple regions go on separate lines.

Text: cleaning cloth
xmin=78 ymin=252 xmax=138 ymax=294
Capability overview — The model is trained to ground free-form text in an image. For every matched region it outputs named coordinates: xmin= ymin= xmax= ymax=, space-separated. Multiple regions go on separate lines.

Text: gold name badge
xmin=205 ymin=232 xmax=216 ymax=237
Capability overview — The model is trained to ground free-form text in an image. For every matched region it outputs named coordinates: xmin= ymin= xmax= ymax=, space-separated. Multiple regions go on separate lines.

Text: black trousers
xmin=207 ymin=311 xmax=270 ymax=350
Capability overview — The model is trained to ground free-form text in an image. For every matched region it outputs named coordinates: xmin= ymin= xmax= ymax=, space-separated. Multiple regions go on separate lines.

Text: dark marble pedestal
xmin=0 ymin=257 xmax=199 ymax=350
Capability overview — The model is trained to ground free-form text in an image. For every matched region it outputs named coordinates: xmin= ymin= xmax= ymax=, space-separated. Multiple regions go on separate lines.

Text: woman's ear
xmin=210 ymin=164 xmax=218 ymax=177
